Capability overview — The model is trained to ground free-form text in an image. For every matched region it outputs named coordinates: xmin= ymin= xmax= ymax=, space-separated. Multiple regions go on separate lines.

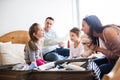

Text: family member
xmin=42 ymin=17 xmax=69 ymax=61
xmin=24 ymin=23 xmax=45 ymax=70
xmin=68 ymin=27 xmax=84 ymax=59
xmin=81 ymin=15 xmax=120 ymax=78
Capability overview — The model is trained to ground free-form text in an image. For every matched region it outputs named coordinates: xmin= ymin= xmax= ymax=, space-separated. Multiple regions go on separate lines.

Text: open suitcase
xmin=28 ymin=58 xmax=94 ymax=80
xmin=0 ymin=58 xmax=95 ymax=80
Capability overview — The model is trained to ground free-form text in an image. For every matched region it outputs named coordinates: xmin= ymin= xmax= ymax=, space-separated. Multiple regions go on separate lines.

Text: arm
xmin=24 ymin=43 xmax=36 ymax=62
xmin=67 ymin=44 xmax=73 ymax=59
xmin=24 ymin=45 xmax=37 ymax=69
xmin=95 ymin=27 xmax=120 ymax=58
xmin=28 ymin=50 xmax=38 ymax=69
xmin=95 ymin=40 xmax=120 ymax=59
xmin=29 ymin=50 xmax=36 ymax=62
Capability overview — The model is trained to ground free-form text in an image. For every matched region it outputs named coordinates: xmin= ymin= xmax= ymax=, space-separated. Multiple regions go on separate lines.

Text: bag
xmin=28 ymin=58 xmax=100 ymax=80
xmin=54 ymin=58 xmax=101 ymax=80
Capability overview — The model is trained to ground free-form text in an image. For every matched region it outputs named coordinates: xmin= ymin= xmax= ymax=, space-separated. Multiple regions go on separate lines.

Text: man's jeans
xmin=43 ymin=48 xmax=69 ymax=61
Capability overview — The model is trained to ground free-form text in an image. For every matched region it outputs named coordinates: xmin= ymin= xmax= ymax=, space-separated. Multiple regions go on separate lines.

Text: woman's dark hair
xmin=28 ymin=23 xmax=39 ymax=51
xmin=83 ymin=15 xmax=120 ymax=47
xmin=83 ymin=15 xmax=104 ymax=45
xmin=70 ymin=27 xmax=80 ymax=36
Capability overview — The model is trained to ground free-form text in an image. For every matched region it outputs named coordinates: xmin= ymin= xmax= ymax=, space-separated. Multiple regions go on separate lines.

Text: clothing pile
xmin=38 ymin=59 xmax=101 ymax=80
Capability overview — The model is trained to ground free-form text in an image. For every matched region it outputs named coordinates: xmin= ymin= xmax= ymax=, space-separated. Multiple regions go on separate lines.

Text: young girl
xmin=68 ymin=27 xmax=84 ymax=59
xmin=68 ymin=27 xmax=101 ymax=80
xmin=24 ymin=23 xmax=45 ymax=70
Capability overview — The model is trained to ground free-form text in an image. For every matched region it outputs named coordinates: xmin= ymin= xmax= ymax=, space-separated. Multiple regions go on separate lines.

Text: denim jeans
xmin=93 ymin=57 xmax=116 ymax=79
xmin=43 ymin=48 xmax=69 ymax=61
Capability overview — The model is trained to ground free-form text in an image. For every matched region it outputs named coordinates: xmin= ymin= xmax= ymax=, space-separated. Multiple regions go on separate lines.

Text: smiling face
xmin=70 ymin=32 xmax=80 ymax=42
xmin=33 ymin=25 xmax=44 ymax=40
xmin=44 ymin=19 xmax=54 ymax=32
xmin=81 ymin=20 xmax=90 ymax=35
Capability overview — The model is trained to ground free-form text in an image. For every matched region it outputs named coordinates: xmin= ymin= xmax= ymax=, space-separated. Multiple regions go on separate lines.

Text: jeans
xmin=93 ymin=57 xmax=116 ymax=79
xmin=43 ymin=48 xmax=69 ymax=61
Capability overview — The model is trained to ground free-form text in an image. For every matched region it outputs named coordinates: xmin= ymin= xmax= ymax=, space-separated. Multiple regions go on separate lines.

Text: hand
xmin=88 ymin=43 xmax=98 ymax=51
xmin=29 ymin=62 xmax=37 ymax=70
xmin=88 ymin=54 xmax=97 ymax=59
xmin=58 ymin=42 xmax=65 ymax=48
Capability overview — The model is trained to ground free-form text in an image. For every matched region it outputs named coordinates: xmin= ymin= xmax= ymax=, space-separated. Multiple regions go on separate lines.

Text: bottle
xmin=67 ymin=40 xmax=70 ymax=48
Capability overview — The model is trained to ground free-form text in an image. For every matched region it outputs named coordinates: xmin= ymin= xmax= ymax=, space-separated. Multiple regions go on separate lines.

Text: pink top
xmin=101 ymin=26 xmax=120 ymax=61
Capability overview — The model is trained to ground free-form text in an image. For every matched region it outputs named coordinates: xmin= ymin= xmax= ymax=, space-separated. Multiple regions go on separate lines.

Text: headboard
xmin=0 ymin=30 xmax=30 ymax=44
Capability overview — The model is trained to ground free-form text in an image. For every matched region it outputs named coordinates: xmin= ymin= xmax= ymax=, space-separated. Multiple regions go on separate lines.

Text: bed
xmin=0 ymin=30 xmax=94 ymax=80
xmin=0 ymin=30 xmax=29 ymax=44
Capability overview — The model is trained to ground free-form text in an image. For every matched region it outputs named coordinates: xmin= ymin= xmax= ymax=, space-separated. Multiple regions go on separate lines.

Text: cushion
xmin=0 ymin=43 xmax=25 ymax=65
xmin=0 ymin=42 xmax=12 ymax=65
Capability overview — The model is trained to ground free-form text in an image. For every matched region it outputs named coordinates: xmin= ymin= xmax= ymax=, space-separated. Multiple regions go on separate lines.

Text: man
xmin=42 ymin=17 xmax=69 ymax=61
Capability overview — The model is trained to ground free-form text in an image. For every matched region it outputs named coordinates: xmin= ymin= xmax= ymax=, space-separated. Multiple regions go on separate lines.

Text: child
xmin=68 ymin=27 xmax=84 ymax=59
xmin=24 ymin=23 xmax=45 ymax=70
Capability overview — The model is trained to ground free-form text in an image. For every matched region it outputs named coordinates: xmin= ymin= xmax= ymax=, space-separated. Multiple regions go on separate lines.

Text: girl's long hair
xmin=28 ymin=23 xmax=39 ymax=51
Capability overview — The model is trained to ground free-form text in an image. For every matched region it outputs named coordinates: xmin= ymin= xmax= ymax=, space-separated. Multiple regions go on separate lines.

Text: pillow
xmin=0 ymin=42 xmax=12 ymax=65
xmin=0 ymin=44 xmax=25 ymax=65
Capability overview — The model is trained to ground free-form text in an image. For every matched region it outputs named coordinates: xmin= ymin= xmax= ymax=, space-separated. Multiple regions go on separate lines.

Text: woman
xmin=24 ymin=23 xmax=45 ymax=70
xmin=81 ymin=15 xmax=120 ymax=78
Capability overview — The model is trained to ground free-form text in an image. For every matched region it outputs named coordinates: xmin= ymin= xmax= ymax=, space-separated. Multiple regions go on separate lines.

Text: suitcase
xmin=28 ymin=58 xmax=94 ymax=80
xmin=0 ymin=59 xmax=95 ymax=80
xmin=0 ymin=64 xmax=31 ymax=80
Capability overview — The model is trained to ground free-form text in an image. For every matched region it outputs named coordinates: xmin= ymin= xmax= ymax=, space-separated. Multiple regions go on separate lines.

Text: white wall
xmin=0 ymin=0 xmax=74 ymax=37
xmin=79 ymin=0 xmax=120 ymax=26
